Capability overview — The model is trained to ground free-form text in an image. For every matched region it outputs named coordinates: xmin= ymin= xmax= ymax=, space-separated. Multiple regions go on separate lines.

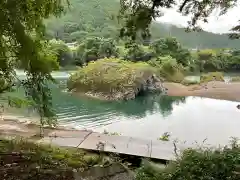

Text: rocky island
xmin=67 ymin=58 xmax=164 ymax=100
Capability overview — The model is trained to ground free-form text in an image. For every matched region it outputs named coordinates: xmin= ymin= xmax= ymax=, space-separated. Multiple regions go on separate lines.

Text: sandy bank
xmin=0 ymin=115 xmax=92 ymax=139
xmin=163 ymin=81 xmax=240 ymax=102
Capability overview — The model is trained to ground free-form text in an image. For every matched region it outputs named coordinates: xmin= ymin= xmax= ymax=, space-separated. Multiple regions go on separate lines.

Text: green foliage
xmin=76 ymin=37 xmax=119 ymax=65
xmin=191 ymin=49 xmax=240 ymax=72
xmin=44 ymin=0 xmax=240 ymax=49
xmin=124 ymin=41 xmax=146 ymax=61
xmin=197 ymin=49 xmax=217 ymax=61
xmin=150 ymin=37 xmax=191 ymax=66
xmin=67 ymin=57 xmax=158 ymax=99
xmin=45 ymin=0 xmax=120 ymax=42
xmin=181 ymin=79 xmax=199 ymax=86
xmin=119 ymin=0 xmax=238 ymax=40
xmin=0 ymin=0 xmax=67 ymax=135
xmin=148 ymin=56 xmax=184 ymax=83
xmin=200 ymin=72 xmax=225 ymax=83
xmin=0 ymin=138 xmax=102 ymax=179
xmin=136 ymin=139 xmax=240 ymax=180
xmin=228 ymin=50 xmax=240 ymax=71
xmin=49 ymin=39 xmax=74 ymax=67
xmin=158 ymin=132 xmax=170 ymax=141
xmin=230 ymin=76 xmax=240 ymax=82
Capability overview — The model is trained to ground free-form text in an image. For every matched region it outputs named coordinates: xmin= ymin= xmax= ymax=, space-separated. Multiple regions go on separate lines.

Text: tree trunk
xmin=39 ymin=125 xmax=44 ymax=137
xmin=39 ymin=117 xmax=44 ymax=137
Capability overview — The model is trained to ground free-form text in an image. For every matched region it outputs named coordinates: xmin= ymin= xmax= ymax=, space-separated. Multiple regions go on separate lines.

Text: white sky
xmin=156 ymin=3 xmax=240 ymax=34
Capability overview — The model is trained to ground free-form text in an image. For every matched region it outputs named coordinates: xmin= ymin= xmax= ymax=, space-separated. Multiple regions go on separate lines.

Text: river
xmin=4 ymin=70 xmax=240 ymax=147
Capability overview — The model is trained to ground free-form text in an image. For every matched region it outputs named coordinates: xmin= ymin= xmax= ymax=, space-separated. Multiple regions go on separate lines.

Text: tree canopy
xmin=45 ymin=0 xmax=240 ymax=48
xmin=119 ymin=0 xmax=239 ymax=40
xmin=0 ymin=0 xmax=67 ymax=134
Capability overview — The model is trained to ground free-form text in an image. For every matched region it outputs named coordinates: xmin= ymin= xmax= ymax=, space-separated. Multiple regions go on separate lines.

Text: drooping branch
xmin=179 ymin=0 xmax=190 ymax=12
xmin=119 ymin=0 xmax=239 ymax=40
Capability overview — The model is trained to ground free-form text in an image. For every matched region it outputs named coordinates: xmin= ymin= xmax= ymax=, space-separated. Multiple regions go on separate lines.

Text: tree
xmin=229 ymin=50 xmax=240 ymax=70
xmin=0 ymin=0 xmax=66 ymax=136
xmin=148 ymin=55 xmax=184 ymax=82
xmin=124 ymin=41 xmax=146 ymax=61
xmin=49 ymin=39 xmax=74 ymax=67
xmin=196 ymin=49 xmax=216 ymax=71
xmin=119 ymin=0 xmax=239 ymax=40
xmin=43 ymin=0 xmax=240 ymax=48
xmin=76 ymin=37 xmax=119 ymax=64
xmin=150 ymin=37 xmax=191 ymax=66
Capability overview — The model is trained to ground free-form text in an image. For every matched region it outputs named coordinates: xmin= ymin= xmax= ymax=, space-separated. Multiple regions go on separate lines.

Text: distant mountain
xmin=45 ymin=0 xmax=240 ymax=49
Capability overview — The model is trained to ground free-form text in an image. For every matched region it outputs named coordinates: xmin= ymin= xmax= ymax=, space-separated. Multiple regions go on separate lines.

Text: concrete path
xmin=38 ymin=130 xmax=187 ymax=161
xmin=1 ymin=116 xmax=189 ymax=161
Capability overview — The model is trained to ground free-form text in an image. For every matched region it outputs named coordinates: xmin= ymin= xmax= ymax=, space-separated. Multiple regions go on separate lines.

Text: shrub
xmin=148 ymin=56 xmax=185 ymax=83
xmin=158 ymin=132 xmax=170 ymax=141
xmin=181 ymin=79 xmax=199 ymax=86
xmin=67 ymin=58 xmax=160 ymax=100
xmin=0 ymin=138 xmax=103 ymax=179
xmin=136 ymin=140 xmax=240 ymax=180
xmin=231 ymin=76 xmax=240 ymax=82
xmin=200 ymin=72 xmax=224 ymax=83
xmin=103 ymin=129 xmax=121 ymax=136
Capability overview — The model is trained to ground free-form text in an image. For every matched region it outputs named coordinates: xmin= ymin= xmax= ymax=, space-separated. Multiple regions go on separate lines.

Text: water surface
xmin=5 ymin=71 xmax=240 ymax=147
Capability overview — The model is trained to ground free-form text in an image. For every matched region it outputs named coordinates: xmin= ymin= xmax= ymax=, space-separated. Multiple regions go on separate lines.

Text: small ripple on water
xmin=59 ymin=112 xmax=116 ymax=121
xmin=56 ymin=111 xmax=74 ymax=117
xmin=58 ymin=111 xmax=109 ymax=120
xmin=56 ymin=106 xmax=77 ymax=111
xmin=61 ymin=117 xmax=120 ymax=129
xmin=57 ymin=110 xmax=121 ymax=128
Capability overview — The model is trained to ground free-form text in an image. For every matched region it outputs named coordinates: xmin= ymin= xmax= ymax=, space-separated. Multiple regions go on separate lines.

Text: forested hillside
xmin=150 ymin=23 xmax=240 ymax=49
xmin=45 ymin=0 xmax=240 ymax=49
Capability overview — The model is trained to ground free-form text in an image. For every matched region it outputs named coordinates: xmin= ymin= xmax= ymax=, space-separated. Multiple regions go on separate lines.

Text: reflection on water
xmin=95 ymin=97 xmax=240 ymax=147
xmin=3 ymin=71 xmax=240 ymax=146
xmin=50 ymin=79 xmax=187 ymax=128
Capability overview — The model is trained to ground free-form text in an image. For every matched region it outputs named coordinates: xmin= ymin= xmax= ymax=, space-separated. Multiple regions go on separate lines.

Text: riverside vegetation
xmin=1 ymin=137 xmax=239 ymax=180
xmin=136 ymin=139 xmax=240 ymax=180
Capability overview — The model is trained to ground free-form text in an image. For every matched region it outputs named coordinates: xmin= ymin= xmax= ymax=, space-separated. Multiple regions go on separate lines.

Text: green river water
xmin=5 ymin=71 xmax=240 ymax=147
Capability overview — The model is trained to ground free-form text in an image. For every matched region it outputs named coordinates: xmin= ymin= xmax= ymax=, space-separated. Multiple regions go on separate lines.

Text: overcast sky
xmin=156 ymin=4 xmax=239 ymax=34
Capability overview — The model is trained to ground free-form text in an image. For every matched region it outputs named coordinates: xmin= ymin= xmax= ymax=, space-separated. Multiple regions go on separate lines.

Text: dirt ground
xmin=163 ymin=81 xmax=240 ymax=102
xmin=0 ymin=115 xmax=83 ymax=139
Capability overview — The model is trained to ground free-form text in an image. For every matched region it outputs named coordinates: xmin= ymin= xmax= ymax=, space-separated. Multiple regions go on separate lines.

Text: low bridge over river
xmin=39 ymin=130 xmax=189 ymax=161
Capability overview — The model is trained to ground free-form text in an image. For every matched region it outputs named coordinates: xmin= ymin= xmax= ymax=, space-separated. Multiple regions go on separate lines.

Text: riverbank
xmin=0 ymin=115 xmax=182 ymax=162
xmin=0 ymin=115 xmax=93 ymax=139
xmin=164 ymin=81 xmax=240 ymax=102
xmin=72 ymin=81 xmax=240 ymax=102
